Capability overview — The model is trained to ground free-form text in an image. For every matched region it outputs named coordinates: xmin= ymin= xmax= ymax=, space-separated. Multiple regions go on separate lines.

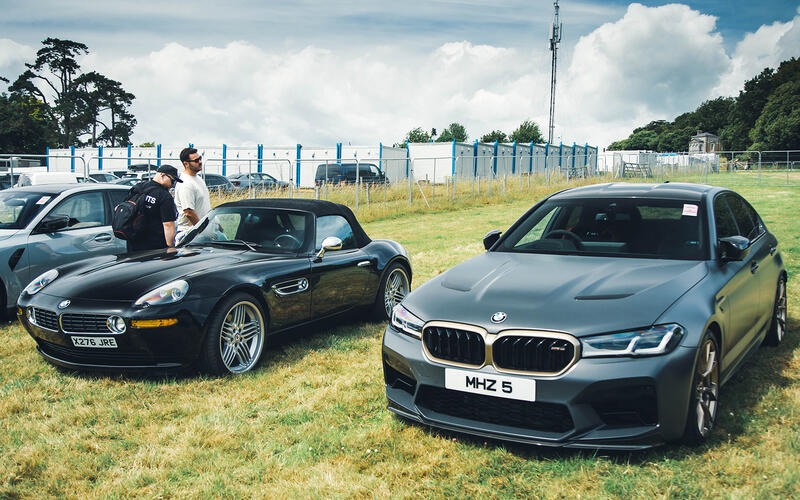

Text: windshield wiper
xmin=209 ymin=239 xmax=259 ymax=251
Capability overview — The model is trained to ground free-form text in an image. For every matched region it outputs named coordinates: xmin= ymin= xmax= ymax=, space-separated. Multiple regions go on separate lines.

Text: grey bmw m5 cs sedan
xmin=382 ymin=182 xmax=787 ymax=450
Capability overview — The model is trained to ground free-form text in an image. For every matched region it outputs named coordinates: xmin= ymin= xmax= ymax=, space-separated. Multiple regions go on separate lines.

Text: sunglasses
xmin=188 ymin=157 xmax=203 ymax=163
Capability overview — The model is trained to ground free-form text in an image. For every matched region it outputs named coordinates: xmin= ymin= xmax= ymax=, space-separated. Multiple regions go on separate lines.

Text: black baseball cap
xmin=156 ymin=164 xmax=183 ymax=183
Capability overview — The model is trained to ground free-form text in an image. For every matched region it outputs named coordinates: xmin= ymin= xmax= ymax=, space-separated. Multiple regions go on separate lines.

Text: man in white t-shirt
xmin=175 ymin=147 xmax=212 ymax=236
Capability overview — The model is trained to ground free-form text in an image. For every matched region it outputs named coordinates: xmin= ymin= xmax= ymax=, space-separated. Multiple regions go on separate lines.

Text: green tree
xmin=74 ymin=71 xmax=136 ymax=146
xmin=436 ymin=122 xmax=468 ymax=142
xmin=480 ymin=130 xmax=507 ymax=143
xmin=749 ymin=79 xmax=800 ymax=150
xmin=0 ymin=92 xmax=57 ymax=153
xmin=7 ymin=38 xmax=136 ymax=148
xmin=395 ymin=127 xmax=431 ymax=147
xmin=509 ymin=119 xmax=544 ymax=144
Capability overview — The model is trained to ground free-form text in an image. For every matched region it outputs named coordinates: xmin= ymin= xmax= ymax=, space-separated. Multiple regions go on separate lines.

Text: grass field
xmin=1 ymin=174 xmax=798 ymax=498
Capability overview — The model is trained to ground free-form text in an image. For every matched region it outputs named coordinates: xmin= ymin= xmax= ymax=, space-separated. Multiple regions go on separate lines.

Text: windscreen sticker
xmin=36 ymin=196 xmax=52 ymax=205
xmin=682 ymin=204 xmax=698 ymax=217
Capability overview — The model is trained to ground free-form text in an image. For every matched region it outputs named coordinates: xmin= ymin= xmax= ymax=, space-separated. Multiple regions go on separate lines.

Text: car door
xmin=310 ymin=214 xmax=377 ymax=318
xmin=22 ymin=189 xmax=127 ymax=287
xmin=713 ymin=192 xmax=770 ymax=369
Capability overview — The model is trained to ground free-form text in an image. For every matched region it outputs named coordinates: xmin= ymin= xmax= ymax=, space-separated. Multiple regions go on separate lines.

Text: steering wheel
xmin=543 ymin=229 xmax=583 ymax=248
xmin=274 ymin=233 xmax=301 ymax=249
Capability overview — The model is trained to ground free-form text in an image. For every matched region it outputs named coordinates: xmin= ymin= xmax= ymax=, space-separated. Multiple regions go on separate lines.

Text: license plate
xmin=70 ymin=336 xmax=118 ymax=348
xmin=445 ymin=368 xmax=535 ymax=402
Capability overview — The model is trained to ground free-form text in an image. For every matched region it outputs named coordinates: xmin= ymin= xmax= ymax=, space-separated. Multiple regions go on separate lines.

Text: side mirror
xmin=483 ymin=230 xmax=502 ymax=250
xmin=35 ymin=214 xmax=71 ymax=234
xmin=315 ymin=236 xmax=343 ymax=260
xmin=718 ymin=235 xmax=750 ymax=262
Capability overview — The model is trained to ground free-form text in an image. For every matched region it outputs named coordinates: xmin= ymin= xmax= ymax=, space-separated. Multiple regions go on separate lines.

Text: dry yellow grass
xmin=1 ymin=173 xmax=798 ymax=498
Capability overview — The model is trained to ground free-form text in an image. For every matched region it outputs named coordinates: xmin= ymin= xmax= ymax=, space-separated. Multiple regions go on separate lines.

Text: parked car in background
xmin=88 ymin=172 xmax=120 ymax=183
xmin=0 ymin=183 xmax=130 ymax=319
xmin=0 ymin=173 xmax=23 ymax=190
xmin=203 ymin=173 xmax=236 ymax=193
xmin=228 ymin=172 xmax=291 ymax=190
xmin=18 ymin=198 xmax=412 ymax=375
xmin=315 ymin=163 xmax=386 ymax=186
xmin=15 ymin=172 xmax=83 ymax=186
xmin=112 ymin=177 xmax=144 ymax=187
xmin=383 ymin=182 xmax=787 ymax=450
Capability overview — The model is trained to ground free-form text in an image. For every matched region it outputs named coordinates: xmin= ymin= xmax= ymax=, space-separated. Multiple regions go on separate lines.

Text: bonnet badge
xmin=58 ymin=300 xmax=71 ymax=309
xmin=491 ymin=311 xmax=507 ymax=323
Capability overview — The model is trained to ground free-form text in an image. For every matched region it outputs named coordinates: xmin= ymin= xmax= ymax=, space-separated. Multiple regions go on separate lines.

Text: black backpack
xmin=112 ymin=187 xmax=147 ymax=240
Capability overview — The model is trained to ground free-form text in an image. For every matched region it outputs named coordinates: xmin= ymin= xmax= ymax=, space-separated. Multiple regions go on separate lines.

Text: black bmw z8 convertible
xmin=18 ymin=198 xmax=411 ymax=375
xmin=382 ymin=182 xmax=787 ymax=450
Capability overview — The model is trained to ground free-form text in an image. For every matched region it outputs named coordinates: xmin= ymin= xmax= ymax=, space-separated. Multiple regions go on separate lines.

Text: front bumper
xmin=17 ymin=292 xmax=208 ymax=371
xmin=382 ymin=323 xmax=698 ymax=450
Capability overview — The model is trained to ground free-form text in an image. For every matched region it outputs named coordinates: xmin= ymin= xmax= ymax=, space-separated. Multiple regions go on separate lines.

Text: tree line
xmin=608 ymin=57 xmax=800 ymax=153
xmin=0 ymin=38 xmax=136 ymax=154
xmin=396 ymin=120 xmax=544 ymax=148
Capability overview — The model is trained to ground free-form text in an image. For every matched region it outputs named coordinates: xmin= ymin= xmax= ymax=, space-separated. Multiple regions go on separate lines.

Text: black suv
xmin=315 ymin=163 xmax=386 ymax=185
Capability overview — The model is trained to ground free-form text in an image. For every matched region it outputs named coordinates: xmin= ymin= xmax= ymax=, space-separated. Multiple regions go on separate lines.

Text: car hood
xmin=0 ymin=228 xmax=22 ymax=241
xmin=404 ymin=252 xmax=708 ymax=337
xmin=39 ymin=246 xmax=280 ymax=301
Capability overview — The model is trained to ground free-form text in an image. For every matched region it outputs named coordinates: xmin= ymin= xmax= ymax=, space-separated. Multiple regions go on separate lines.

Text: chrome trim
xmin=421 ymin=320 xmax=580 ymax=377
xmin=271 ymin=278 xmax=309 ymax=297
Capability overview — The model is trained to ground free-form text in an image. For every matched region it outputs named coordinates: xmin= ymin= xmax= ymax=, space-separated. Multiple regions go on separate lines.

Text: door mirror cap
xmin=718 ymin=235 xmax=750 ymax=262
xmin=483 ymin=230 xmax=502 ymax=250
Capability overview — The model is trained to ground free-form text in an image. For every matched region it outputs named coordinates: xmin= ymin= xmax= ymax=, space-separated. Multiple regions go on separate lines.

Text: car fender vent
xmin=8 ymin=248 xmax=24 ymax=271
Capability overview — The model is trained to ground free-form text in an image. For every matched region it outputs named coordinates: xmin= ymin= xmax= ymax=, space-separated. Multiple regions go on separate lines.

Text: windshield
xmin=0 ymin=191 xmax=56 ymax=229
xmin=496 ymin=197 xmax=708 ymax=260
xmin=181 ymin=206 xmax=312 ymax=253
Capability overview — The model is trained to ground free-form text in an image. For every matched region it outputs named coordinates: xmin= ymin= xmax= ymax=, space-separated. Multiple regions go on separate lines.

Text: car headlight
xmin=391 ymin=304 xmax=424 ymax=339
xmin=134 ymin=280 xmax=189 ymax=307
xmin=24 ymin=269 xmax=59 ymax=295
xmin=581 ymin=323 xmax=684 ymax=357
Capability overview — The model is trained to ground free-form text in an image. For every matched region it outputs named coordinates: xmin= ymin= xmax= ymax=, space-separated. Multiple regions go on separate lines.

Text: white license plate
xmin=70 ymin=336 xmax=118 ymax=348
xmin=445 ymin=368 xmax=535 ymax=402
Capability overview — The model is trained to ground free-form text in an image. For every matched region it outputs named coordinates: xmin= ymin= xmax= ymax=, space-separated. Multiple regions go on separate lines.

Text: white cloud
xmin=0 ymin=39 xmax=35 ymax=80
xmin=3 ymin=3 xmax=799 ymax=152
xmin=714 ymin=10 xmax=800 ymax=96
xmin=560 ymin=3 xmax=731 ymax=147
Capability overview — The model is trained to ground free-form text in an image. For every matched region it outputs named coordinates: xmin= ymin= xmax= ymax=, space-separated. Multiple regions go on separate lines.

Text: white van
xmin=15 ymin=172 xmax=82 ymax=186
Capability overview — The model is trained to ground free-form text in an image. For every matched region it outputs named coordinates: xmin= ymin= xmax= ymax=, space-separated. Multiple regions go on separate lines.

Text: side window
xmin=108 ymin=190 xmax=128 ymax=213
xmin=727 ymin=194 xmax=763 ymax=241
xmin=713 ymin=195 xmax=738 ymax=239
xmin=49 ymin=191 xmax=105 ymax=230
xmin=316 ymin=215 xmax=356 ymax=250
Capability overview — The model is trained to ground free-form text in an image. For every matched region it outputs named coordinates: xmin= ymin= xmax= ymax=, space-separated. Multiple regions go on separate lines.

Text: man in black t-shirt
xmin=126 ymin=165 xmax=182 ymax=253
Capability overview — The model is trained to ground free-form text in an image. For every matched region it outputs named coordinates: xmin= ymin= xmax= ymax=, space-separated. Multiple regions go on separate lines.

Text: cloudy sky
xmin=1 ymin=1 xmax=798 ymax=150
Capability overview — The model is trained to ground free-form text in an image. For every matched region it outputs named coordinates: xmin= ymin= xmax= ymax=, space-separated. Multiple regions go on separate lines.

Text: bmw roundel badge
xmin=491 ymin=311 xmax=507 ymax=323
xmin=58 ymin=300 xmax=71 ymax=309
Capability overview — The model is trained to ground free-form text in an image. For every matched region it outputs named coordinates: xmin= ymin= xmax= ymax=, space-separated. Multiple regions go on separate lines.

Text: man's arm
xmin=183 ymin=208 xmax=200 ymax=226
xmin=163 ymin=221 xmax=177 ymax=247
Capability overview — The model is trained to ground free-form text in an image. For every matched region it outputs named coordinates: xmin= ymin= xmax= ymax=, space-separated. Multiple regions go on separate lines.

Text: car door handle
xmin=94 ymin=234 xmax=113 ymax=243
xmin=357 ymin=260 xmax=372 ymax=267
xmin=750 ymin=261 xmax=759 ymax=273
xmin=770 ymin=246 xmax=777 ymax=256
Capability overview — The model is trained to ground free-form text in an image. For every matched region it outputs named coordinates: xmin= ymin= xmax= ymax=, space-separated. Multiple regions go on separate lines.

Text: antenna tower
xmin=548 ymin=0 xmax=562 ymax=145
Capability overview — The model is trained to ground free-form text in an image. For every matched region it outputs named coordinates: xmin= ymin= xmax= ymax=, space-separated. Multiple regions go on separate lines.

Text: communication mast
xmin=548 ymin=0 xmax=562 ymax=146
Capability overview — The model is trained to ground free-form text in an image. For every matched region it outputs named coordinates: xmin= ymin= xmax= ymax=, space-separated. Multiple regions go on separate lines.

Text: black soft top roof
xmin=218 ymin=198 xmax=372 ymax=246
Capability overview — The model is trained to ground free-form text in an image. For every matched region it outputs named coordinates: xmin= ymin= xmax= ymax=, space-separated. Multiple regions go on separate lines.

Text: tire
xmin=199 ymin=292 xmax=266 ymax=375
xmin=763 ymin=275 xmax=787 ymax=346
xmin=682 ymin=331 xmax=720 ymax=445
xmin=372 ymin=263 xmax=410 ymax=321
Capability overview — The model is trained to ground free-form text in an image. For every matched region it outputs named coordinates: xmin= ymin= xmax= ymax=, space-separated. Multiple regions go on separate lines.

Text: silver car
xmin=0 ymin=183 xmax=130 ymax=318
